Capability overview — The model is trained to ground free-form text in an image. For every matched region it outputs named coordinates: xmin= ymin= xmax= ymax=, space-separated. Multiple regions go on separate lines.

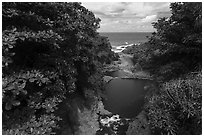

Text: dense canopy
xmin=2 ymin=2 xmax=117 ymax=134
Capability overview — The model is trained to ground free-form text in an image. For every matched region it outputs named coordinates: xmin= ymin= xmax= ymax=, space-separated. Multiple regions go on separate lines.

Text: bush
xmin=156 ymin=61 xmax=188 ymax=81
xmin=130 ymin=3 xmax=202 ymax=80
xmin=2 ymin=2 xmax=115 ymax=134
xmin=145 ymin=72 xmax=202 ymax=134
xmin=122 ymin=44 xmax=139 ymax=54
xmin=130 ymin=2 xmax=202 ymax=135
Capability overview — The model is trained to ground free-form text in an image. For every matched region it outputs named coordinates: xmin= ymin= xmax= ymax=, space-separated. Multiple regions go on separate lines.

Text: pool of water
xmin=99 ymin=69 xmax=155 ymax=134
xmin=103 ymin=78 xmax=149 ymax=118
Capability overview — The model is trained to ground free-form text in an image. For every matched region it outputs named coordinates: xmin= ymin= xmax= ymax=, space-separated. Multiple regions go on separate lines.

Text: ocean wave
xmin=111 ymin=43 xmax=140 ymax=53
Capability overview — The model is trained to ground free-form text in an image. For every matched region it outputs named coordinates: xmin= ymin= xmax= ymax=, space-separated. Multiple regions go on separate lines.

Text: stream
xmin=97 ymin=53 xmax=154 ymax=135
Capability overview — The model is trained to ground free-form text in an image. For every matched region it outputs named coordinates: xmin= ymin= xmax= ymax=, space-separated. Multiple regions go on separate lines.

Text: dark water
xmin=100 ymin=32 xmax=152 ymax=46
xmin=99 ymin=70 xmax=154 ymax=134
xmin=103 ymin=78 xmax=148 ymax=118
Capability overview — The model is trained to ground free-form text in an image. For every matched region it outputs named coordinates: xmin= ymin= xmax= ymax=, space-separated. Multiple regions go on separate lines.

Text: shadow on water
xmin=97 ymin=70 xmax=155 ymax=134
xmin=103 ymin=78 xmax=148 ymax=118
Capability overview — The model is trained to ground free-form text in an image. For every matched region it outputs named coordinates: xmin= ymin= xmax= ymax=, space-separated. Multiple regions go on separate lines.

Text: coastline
xmin=111 ymin=43 xmax=141 ymax=53
xmin=105 ymin=43 xmax=152 ymax=80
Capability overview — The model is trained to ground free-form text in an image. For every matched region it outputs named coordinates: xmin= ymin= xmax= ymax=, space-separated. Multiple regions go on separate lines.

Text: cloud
xmin=141 ymin=15 xmax=157 ymax=23
xmin=82 ymin=2 xmax=171 ymax=32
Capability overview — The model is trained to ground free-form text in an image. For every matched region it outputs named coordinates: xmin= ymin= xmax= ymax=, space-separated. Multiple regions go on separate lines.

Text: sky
xmin=82 ymin=2 xmax=171 ymax=32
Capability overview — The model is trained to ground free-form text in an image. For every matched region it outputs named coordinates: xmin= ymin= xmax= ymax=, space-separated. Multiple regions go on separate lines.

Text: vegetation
xmin=2 ymin=2 xmax=117 ymax=135
xmin=145 ymin=72 xmax=202 ymax=134
xmin=124 ymin=2 xmax=202 ymax=135
xmin=2 ymin=2 xmax=202 ymax=135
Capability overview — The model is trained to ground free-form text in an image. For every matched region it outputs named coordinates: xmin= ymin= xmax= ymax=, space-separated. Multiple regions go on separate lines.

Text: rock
xmin=97 ymin=101 xmax=112 ymax=115
xmin=103 ymin=76 xmax=114 ymax=83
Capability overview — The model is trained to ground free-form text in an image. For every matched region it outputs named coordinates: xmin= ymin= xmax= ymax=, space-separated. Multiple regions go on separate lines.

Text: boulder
xmin=103 ymin=76 xmax=114 ymax=83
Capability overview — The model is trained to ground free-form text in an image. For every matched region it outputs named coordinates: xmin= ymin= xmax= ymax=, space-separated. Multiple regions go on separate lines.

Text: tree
xmin=2 ymin=2 xmax=116 ymax=134
xmin=134 ymin=2 xmax=202 ymax=81
xmin=140 ymin=2 xmax=202 ymax=135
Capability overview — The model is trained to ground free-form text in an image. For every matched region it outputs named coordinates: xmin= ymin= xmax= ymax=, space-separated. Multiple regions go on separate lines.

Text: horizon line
xmin=98 ymin=31 xmax=154 ymax=33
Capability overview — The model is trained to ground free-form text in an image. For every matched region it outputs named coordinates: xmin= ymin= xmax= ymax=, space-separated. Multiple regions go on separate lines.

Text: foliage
xmin=2 ymin=2 xmax=116 ymax=134
xmin=122 ymin=44 xmax=140 ymax=55
xmin=3 ymin=114 xmax=61 ymax=135
xmin=75 ymin=105 xmax=100 ymax=135
xmin=125 ymin=2 xmax=202 ymax=135
xmin=126 ymin=111 xmax=151 ymax=135
xmin=145 ymin=72 xmax=202 ymax=134
xmin=130 ymin=2 xmax=202 ymax=81
xmin=142 ymin=3 xmax=202 ymax=135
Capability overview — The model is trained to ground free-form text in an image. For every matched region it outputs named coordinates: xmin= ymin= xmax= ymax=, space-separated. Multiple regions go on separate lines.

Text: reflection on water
xmin=99 ymin=69 xmax=154 ymax=134
xmin=103 ymin=78 xmax=147 ymax=118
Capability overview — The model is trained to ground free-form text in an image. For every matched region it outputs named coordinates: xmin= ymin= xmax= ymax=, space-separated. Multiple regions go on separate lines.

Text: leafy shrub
xmin=122 ymin=44 xmax=140 ymax=54
xmin=2 ymin=2 xmax=115 ymax=134
xmin=156 ymin=61 xmax=188 ymax=81
xmin=3 ymin=114 xmax=61 ymax=135
xmin=130 ymin=3 xmax=201 ymax=80
xmin=128 ymin=2 xmax=202 ymax=135
xmin=145 ymin=72 xmax=202 ymax=134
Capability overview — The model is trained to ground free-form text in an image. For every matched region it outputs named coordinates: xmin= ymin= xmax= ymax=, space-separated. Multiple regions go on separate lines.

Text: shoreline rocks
xmin=103 ymin=76 xmax=114 ymax=83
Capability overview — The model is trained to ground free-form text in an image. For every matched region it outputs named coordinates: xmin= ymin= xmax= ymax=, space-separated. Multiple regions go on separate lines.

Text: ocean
xmin=100 ymin=32 xmax=152 ymax=53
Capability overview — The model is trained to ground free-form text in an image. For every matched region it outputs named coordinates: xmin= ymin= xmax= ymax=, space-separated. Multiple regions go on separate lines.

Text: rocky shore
xmin=103 ymin=52 xmax=152 ymax=81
